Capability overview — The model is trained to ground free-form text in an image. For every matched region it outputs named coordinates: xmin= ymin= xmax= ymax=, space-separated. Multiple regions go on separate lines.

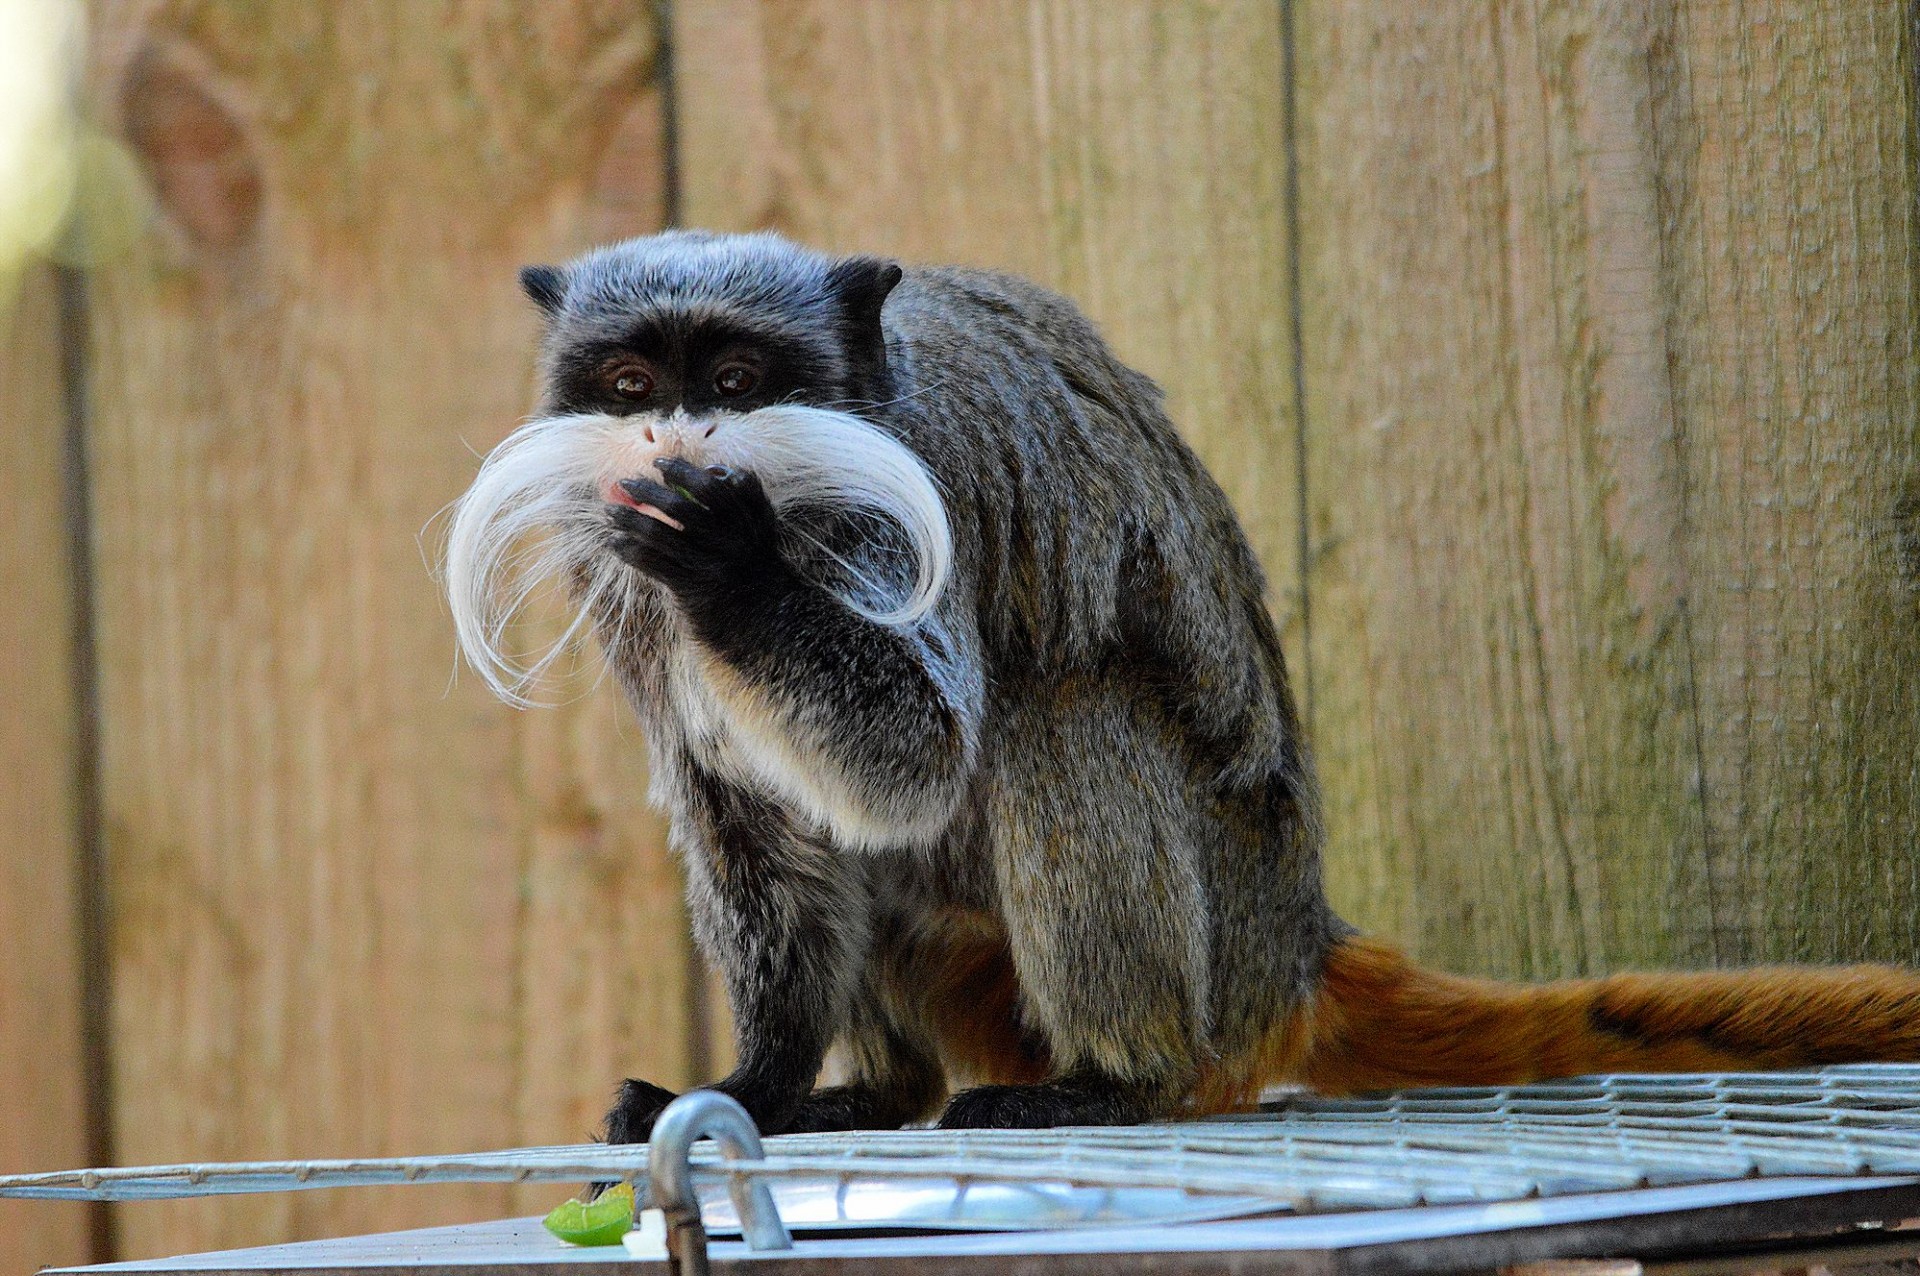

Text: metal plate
xmin=697 ymin=1178 xmax=1281 ymax=1233
xmin=43 ymin=1178 xmax=1920 ymax=1274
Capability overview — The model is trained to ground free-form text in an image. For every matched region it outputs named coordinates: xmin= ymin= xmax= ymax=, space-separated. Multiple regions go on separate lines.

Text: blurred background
xmin=3 ymin=0 xmax=1917 ymax=1268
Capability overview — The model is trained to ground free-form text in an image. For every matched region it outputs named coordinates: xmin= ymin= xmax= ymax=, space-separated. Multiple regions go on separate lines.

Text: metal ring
xmin=647 ymin=1091 xmax=793 ymax=1256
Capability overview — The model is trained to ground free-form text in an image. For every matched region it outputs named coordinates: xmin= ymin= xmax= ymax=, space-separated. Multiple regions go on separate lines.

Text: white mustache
xmin=441 ymin=405 xmax=953 ymax=706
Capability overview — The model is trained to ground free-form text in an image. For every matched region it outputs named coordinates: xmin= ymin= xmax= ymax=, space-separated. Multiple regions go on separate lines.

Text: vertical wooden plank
xmin=1298 ymin=0 xmax=1920 ymax=975
xmin=1296 ymin=2 xmax=1707 ymax=977
xmin=83 ymin=3 xmax=687 ymax=1258
xmin=675 ymin=0 xmax=1304 ymax=639
xmin=1657 ymin=3 xmax=1920 ymax=964
xmin=0 ymin=264 xmax=96 ymax=1271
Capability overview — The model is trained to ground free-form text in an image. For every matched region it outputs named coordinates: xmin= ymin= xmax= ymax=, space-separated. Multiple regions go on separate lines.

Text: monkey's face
xmin=442 ymin=232 xmax=950 ymax=705
xmin=528 ymin=309 xmax=843 ymax=525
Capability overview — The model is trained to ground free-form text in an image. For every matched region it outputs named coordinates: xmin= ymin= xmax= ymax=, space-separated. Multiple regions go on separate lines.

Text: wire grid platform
xmin=10 ymin=1066 xmax=1920 ymax=1220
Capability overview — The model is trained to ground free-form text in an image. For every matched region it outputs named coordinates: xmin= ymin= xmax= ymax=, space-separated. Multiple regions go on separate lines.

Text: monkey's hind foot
xmin=782 ymin=1082 xmax=940 ymax=1134
xmin=603 ymin=1077 xmax=680 ymax=1145
xmin=936 ymin=1072 xmax=1173 ymax=1130
xmin=582 ymin=1078 xmax=679 ymax=1200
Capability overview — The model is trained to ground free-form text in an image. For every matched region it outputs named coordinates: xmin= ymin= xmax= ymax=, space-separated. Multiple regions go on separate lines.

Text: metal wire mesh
xmin=8 ymin=1066 xmax=1920 ymax=1215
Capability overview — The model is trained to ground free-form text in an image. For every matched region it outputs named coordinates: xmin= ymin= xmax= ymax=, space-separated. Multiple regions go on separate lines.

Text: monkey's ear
xmin=826 ymin=256 xmax=902 ymax=322
xmin=825 ymin=256 xmax=902 ymax=379
xmin=518 ymin=264 xmax=568 ymax=317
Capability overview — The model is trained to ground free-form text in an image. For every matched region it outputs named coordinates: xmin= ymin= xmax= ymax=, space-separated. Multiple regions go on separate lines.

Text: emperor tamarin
xmin=446 ymin=230 xmax=1920 ymax=1139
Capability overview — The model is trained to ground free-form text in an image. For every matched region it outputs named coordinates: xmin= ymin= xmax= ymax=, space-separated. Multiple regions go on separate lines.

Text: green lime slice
xmin=542 ymin=1181 xmax=636 ymax=1246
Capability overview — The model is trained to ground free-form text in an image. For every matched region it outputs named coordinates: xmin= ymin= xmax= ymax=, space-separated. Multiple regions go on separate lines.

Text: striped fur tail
xmin=1291 ymin=936 xmax=1920 ymax=1095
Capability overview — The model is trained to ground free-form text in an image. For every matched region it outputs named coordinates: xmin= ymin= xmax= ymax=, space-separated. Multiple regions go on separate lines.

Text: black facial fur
xmin=545 ymin=321 xmax=834 ymax=417
xmin=523 ymin=232 xmax=902 ymax=416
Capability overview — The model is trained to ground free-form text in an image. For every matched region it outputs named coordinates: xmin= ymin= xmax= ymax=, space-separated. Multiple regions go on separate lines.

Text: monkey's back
xmin=875 ymin=265 xmax=1344 ymax=1070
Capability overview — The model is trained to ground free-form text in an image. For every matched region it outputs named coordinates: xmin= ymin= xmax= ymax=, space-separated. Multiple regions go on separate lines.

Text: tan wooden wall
xmin=2 ymin=1 xmax=1914 ymax=1266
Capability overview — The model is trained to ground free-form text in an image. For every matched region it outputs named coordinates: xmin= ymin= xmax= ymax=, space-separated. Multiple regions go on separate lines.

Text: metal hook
xmin=647 ymin=1091 xmax=792 ymax=1275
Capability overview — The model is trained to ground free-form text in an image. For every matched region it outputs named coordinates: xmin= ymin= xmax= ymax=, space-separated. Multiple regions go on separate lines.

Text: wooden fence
xmin=3 ymin=1 xmax=1915 ymax=1268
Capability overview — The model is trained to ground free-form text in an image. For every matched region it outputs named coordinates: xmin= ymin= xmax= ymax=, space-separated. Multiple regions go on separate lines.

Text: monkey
xmin=444 ymin=229 xmax=1920 ymax=1143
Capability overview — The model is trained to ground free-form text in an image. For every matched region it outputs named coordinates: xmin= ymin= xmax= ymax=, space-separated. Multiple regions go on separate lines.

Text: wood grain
xmin=1657 ymin=2 xmax=1920 ymax=964
xmin=0 ymin=265 xmax=97 ymax=1271
xmin=80 ymin=3 xmax=690 ymax=1258
xmin=1296 ymin=0 xmax=1920 ymax=975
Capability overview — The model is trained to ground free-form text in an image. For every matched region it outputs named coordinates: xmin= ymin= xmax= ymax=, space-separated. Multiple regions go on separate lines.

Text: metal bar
xmin=13 ymin=1067 xmax=1920 ymax=1223
xmin=647 ymin=1091 xmax=793 ymax=1271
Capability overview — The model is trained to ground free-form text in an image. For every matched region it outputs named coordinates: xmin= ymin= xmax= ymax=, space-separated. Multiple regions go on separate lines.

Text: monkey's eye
xmin=713 ymin=364 xmax=759 ymax=398
xmin=610 ymin=367 xmax=655 ymax=401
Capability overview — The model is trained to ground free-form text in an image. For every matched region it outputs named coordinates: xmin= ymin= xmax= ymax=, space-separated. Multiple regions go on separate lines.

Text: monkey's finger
xmin=604 ymin=509 xmax=701 ymax=579
xmin=723 ymin=467 xmax=769 ymax=504
xmin=655 ymin=455 xmax=766 ymax=501
xmin=607 ymin=503 xmax=690 ymax=549
xmin=617 ymin=476 xmax=696 ymax=528
xmin=657 ymin=457 xmax=773 ymax=525
xmin=653 ymin=456 xmax=728 ymax=507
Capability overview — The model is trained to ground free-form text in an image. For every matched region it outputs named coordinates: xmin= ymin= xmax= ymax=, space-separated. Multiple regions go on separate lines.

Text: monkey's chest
xmin=661 ymin=645 xmax=769 ymax=771
xmin=656 ymin=641 xmax=847 ymax=828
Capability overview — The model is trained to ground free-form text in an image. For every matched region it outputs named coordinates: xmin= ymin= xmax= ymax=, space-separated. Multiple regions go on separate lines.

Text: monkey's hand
xmin=606 ymin=457 xmax=788 ymax=601
xmin=611 ymin=455 xmax=979 ymax=847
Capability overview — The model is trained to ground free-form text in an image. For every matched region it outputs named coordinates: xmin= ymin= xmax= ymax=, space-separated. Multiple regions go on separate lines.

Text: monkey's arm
xmin=607 ymin=768 xmax=870 ymax=1143
xmin=610 ymin=459 xmax=979 ymax=847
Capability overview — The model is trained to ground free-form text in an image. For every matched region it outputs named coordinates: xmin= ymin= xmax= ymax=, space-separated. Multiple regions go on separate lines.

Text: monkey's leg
xmin=783 ymin=1009 xmax=945 ymax=1133
xmin=781 ymin=898 xmax=972 ymax=1133
xmin=604 ymin=771 xmax=868 ymax=1143
xmin=938 ymin=684 xmax=1208 ymax=1130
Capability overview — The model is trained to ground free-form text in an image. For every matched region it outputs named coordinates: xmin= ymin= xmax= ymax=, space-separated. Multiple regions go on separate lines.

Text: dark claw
xmin=653 ymin=455 xmax=706 ymax=485
xmin=655 ymin=456 xmax=730 ymax=508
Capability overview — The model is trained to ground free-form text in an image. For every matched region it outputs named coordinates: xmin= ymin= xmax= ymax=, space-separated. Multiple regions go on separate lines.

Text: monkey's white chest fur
xmin=660 ymin=634 xmax=942 ymax=852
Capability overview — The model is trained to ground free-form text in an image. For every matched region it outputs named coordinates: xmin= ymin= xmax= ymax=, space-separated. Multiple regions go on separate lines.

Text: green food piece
xmin=542 ymin=1181 xmax=636 ymax=1246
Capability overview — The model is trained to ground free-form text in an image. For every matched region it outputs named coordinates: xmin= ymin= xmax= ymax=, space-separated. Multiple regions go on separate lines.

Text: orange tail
xmin=1289 ymin=936 xmax=1920 ymax=1096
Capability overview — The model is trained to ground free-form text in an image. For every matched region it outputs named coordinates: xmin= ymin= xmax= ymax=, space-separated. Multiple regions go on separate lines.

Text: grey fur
xmin=486 ymin=230 xmax=1343 ymax=1135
